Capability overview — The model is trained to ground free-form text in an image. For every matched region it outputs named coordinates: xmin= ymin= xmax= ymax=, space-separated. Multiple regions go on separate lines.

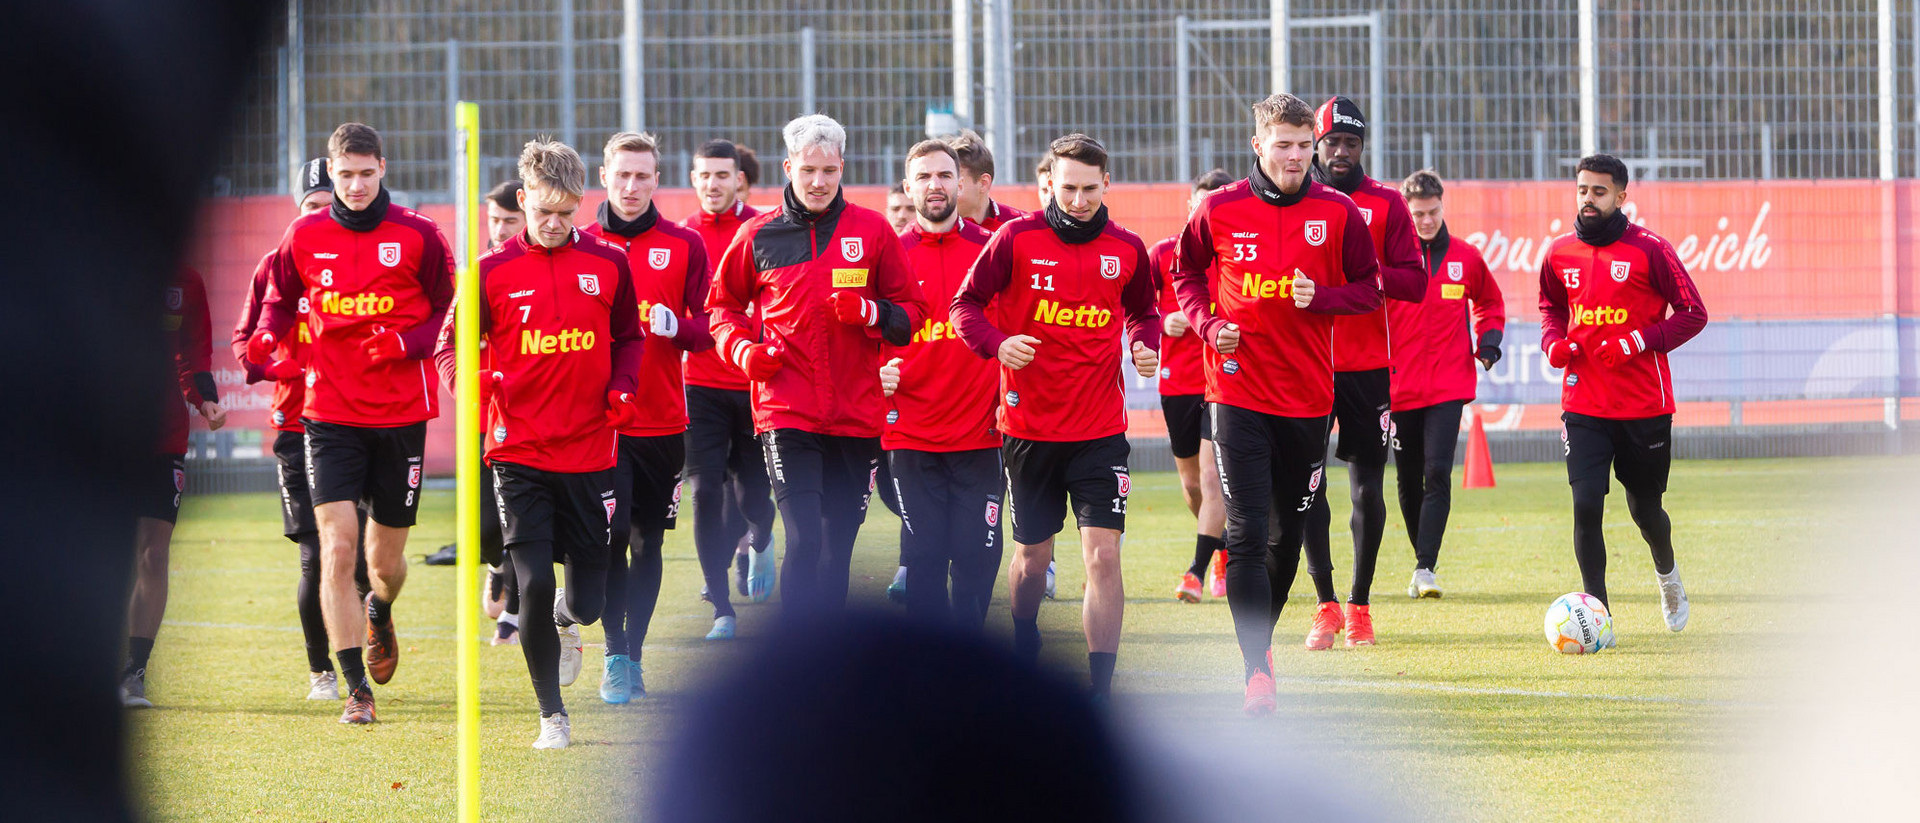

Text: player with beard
xmin=1539 ymin=154 xmax=1706 ymax=636
xmin=1298 ymin=96 xmax=1426 ymax=651
xmin=877 ymin=140 xmax=1001 ymax=627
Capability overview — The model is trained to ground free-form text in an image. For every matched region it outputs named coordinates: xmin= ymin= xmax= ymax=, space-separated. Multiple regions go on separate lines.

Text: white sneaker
xmin=307 ymin=670 xmax=340 ymax=700
xmin=1044 ymin=561 xmax=1058 ymax=600
xmin=1408 ymin=568 xmax=1442 ymax=599
xmin=533 ymin=713 xmax=571 ymax=750
xmin=706 ymin=615 xmax=737 ymax=640
xmin=557 ymin=622 xmax=583 ymax=686
xmin=120 ymin=669 xmax=152 ymax=709
xmin=748 ymin=546 xmax=777 ymax=603
xmin=1657 ymin=568 xmax=1689 ymax=632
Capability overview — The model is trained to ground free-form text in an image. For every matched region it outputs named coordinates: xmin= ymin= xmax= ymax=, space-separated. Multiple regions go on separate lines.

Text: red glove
xmin=606 ymin=390 xmax=645 ymax=430
xmin=828 ymin=291 xmax=879 ymax=327
xmin=1545 ymin=339 xmax=1580 ymax=370
xmin=362 ymin=327 xmax=406 ymax=363
xmin=731 ymin=340 xmax=783 ymax=381
xmin=263 ymin=359 xmax=304 ymax=382
xmin=1594 ymin=331 xmax=1646 ymax=368
xmin=244 ymin=329 xmax=276 ymax=365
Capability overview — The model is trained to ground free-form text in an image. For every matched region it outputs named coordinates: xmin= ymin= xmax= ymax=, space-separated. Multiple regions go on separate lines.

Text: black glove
xmin=1475 ymin=329 xmax=1503 ymax=370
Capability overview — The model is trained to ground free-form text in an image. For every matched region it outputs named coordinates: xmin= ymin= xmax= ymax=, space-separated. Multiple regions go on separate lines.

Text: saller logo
xmin=841 ymin=237 xmax=863 ymax=262
xmin=648 ymin=248 xmax=671 ymax=270
xmin=1303 ymin=220 xmax=1327 ymax=246
xmin=378 ymin=242 xmax=402 ymax=267
xmin=1610 ymin=260 xmax=1631 ymax=283
xmin=577 ymin=273 xmax=600 ymax=295
xmin=1099 ymin=255 xmax=1122 ymax=279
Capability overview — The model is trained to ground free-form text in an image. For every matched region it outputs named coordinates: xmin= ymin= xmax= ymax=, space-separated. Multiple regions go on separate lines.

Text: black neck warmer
xmin=1575 ymin=208 xmax=1628 ymax=246
xmin=331 ymin=186 xmax=390 ymax=232
xmin=1044 ymin=201 xmax=1108 ymax=245
xmin=599 ymin=200 xmax=659 ymax=238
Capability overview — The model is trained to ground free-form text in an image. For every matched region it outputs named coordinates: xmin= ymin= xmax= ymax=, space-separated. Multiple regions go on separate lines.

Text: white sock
xmin=499 ymin=611 xmax=519 ymax=628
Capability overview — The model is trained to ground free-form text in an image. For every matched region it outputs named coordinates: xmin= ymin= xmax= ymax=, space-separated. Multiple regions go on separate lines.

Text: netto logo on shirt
xmin=520 ymin=328 xmax=599 ymax=354
xmin=1240 ymin=271 xmax=1300 ymax=300
xmin=1032 ymin=298 xmax=1113 ymax=329
xmin=912 ymin=319 xmax=958 ymax=344
xmin=319 ymin=291 xmax=396 ymax=316
xmin=1569 ymin=302 xmax=1631 ymax=328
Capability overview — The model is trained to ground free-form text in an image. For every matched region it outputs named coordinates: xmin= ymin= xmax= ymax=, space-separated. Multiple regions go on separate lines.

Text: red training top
xmin=260 ymin=199 xmax=455 ymax=427
xmin=1150 ymin=235 xmax=1209 ymax=397
xmin=1538 ymin=220 xmax=1709 ymax=420
xmin=582 ymin=204 xmax=713 ymax=437
xmin=1172 ymin=174 xmax=1383 ymax=419
xmin=680 ymin=201 xmax=761 ymax=392
xmin=161 ymin=268 xmax=217 ymax=455
xmin=233 ymin=251 xmax=311 ymax=432
xmin=433 ymin=230 xmax=645 ymax=474
xmin=976 ymin=199 xmax=1028 ymax=234
xmin=1386 ymin=224 xmax=1506 ymax=411
xmin=1324 ymin=175 xmax=1426 ymax=373
xmin=884 ymin=219 xmax=999 ymax=452
xmin=708 ymin=187 xmax=929 ymax=437
xmin=950 ymin=208 xmax=1161 ymax=443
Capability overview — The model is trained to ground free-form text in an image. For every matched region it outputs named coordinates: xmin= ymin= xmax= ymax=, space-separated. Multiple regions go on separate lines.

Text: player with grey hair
xmin=707 ymin=114 xmax=930 ymax=615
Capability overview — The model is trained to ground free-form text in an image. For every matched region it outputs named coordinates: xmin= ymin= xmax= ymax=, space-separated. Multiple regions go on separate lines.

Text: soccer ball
xmin=1543 ymin=592 xmax=1613 ymax=654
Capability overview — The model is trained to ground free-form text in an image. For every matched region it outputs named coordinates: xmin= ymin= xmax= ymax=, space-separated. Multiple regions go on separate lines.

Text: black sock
xmin=1013 ymin=617 xmax=1040 ymax=664
xmin=1188 ymin=534 xmax=1224 ymax=578
xmin=495 ymin=619 xmax=518 ymax=640
xmin=126 ymin=636 xmax=155 ymax=675
xmin=337 ymin=647 xmax=369 ymax=693
xmin=367 ymin=594 xmax=392 ymax=626
xmin=1088 ymin=652 xmax=1116 ymax=696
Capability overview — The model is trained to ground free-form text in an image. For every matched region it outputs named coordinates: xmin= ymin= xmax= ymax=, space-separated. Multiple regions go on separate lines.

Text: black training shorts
xmin=303 ymin=419 xmax=427 ymax=528
xmin=491 ymin=460 xmax=616 ymax=571
xmin=1001 ymin=434 xmax=1130 ymax=545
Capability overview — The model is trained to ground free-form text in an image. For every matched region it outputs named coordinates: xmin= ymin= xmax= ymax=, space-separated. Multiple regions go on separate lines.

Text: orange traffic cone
xmin=1462 ymin=408 xmax=1496 ymax=489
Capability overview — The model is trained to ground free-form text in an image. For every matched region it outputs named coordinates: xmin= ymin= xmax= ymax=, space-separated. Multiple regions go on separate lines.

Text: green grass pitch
xmin=130 ymin=456 xmax=1896 ymax=821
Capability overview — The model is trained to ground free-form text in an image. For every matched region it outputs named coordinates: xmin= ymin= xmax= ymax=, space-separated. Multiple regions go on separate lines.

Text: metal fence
xmin=214 ymin=0 xmax=1920 ymax=200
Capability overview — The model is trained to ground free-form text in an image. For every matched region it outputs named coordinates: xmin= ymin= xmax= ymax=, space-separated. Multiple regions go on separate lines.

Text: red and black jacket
xmin=1387 ymin=224 xmax=1506 ymax=411
xmin=708 ymin=186 xmax=929 ymax=437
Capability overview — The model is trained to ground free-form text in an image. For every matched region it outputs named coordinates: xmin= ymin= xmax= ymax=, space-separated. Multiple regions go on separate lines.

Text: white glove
xmin=649 ymin=304 xmax=678 ymax=338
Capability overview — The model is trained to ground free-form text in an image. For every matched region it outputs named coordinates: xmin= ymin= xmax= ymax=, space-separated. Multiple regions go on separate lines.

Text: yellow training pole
xmin=453 ymin=100 xmax=482 ymax=823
